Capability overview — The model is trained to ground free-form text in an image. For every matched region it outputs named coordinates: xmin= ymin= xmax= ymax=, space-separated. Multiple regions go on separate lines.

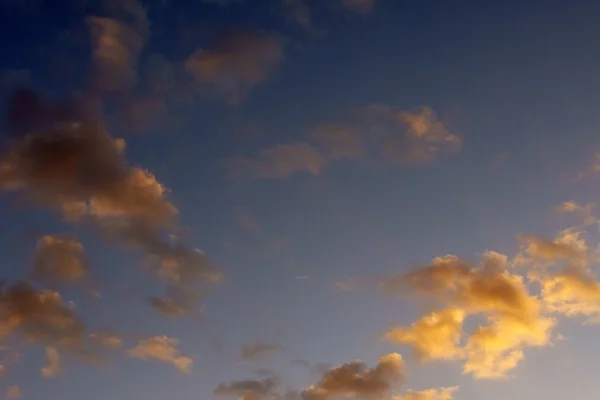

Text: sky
xmin=2 ymin=0 xmax=600 ymax=399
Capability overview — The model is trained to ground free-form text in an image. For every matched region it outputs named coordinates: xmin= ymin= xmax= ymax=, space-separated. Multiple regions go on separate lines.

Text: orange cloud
xmin=32 ymin=235 xmax=88 ymax=284
xmin=382 ymin=252 xmax=555 ymax=379
xmin=5 ymin=386 xmax=21 ymax=399
xmin=127 ymin=336 xmax=193 ymax=373
xmin=393 ymin=386 xmax=458 ymax=400
xmin=383 ymin=308 xmax=466 ymax=362
xmin=41 ymin=347 xmax=61 ymax=378
xmin=302 ymin=353 xmax=405 ymax=400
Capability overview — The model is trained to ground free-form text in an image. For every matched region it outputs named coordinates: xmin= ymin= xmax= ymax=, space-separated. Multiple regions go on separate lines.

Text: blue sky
xmin=1 ymin=0 xmax=600 ymax=399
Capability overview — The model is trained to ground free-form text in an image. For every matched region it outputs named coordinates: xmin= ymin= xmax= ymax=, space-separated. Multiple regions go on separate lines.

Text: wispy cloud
xmin=224 ymin=105 xmax=460 ymax=179
xmin=185 ymin=30 xmax=285 ymax=104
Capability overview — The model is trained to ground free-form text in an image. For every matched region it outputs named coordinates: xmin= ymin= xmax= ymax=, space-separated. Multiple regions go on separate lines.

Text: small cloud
xmin=5 ymin=386 xmax=22 ymax=399
xmin=242 ymin=343 xmax=284 ymax=360
xmin=302 ymin=353 xmax=404 ymax=400
xmin=214 ymin=378 xmax=278 ymax=400
xmin=41 ymin=347 xmax=61 ymax=378
xmin=224 ymin=142 xmax=327 ymax=179
xmin=185 ymin=30 xmax=285 ymax=104
xmin=32 ymin=235 xmax=88 ymax=284
xmin=296 ymin=275 xmax=309 ymax=281
xmin=127 ymin=336 xmax=193 ymax=373
xmin=89 ymin=331 xmax=123 ymax=348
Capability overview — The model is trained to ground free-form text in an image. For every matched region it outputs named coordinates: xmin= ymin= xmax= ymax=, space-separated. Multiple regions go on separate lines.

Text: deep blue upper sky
xmin=2 ymin=1 xmax=600 ymax=399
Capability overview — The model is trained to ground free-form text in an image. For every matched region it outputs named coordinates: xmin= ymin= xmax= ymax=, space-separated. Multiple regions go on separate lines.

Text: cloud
xmin=311 ymin=124 xmax=365 ymax=160
xmin=87 ymin=0 xmax=150 ymax=94
xmin=536 ymin=266 xmax=600 ymax=322
xmin=382 ymin=308 xmax=466 ymax=362
xmin=185 ymin=30 xmax=285 ymax=103
xmin=127 ymin=336 xmax=193 ymax=373
xmin=5 ymin=386 xmax=21 ymax=399
xmin=0 ymin=282 xmax=91 ymax=354
xmin=341 ymin=0 xmax=375 ymax=14
xmin=301 ymin=353 xmax=404 ymax=400
xmin=225 ymin=105 xmax=459 ymax=179
xmin=242 ymin=343 xmax=284 ymax=360
xmin=87 ymin=17 xmax=145 ymax=93
xmin=32 ymin=235 xmax=88 ymax=284
xmin=382 ymin=252 xmax=555 ymax=379
xmin=378 ymin=106 xmax=461 ymax=165
xmin=214 ymin=377 xmax=278 ymax=400
xmin=89 ymin=331 xmax=123 ymax=348
xmin=41 ymin=347 xmax=61 ymax=378
xmin=517 ymin=229 xmax=589 ymax=267
xmin=393 ymin=386 xmax=458 ymax=400
xmin=149 ymin=285 xmax=204 ymax=317
xmin=225 ymin=143 xmax=327 ymax=179
xmin=0 ymin=89 xmax=221 ymax=314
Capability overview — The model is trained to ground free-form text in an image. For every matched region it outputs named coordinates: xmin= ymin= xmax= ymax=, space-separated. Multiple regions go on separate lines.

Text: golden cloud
xmin=382 ymin=308 xmax=466 ymax=362
xmin=382 ymin=252 xmax=555 ymax=379
xmin=127 ymin=336 xmax=193 ymax=373
xmin=393 ymin=386 xmax=458 ymax=400
xmin=301 ymin=353 xmax=405 ymax=400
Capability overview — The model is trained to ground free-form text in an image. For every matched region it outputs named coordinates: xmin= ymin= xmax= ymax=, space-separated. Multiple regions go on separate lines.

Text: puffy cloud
xmin=0 ymin=90 xmax=221 ymax=314
xmin=536 ymin=266 xmax=600 ymax=322
xmin=185 ymin=30 xmax=285 ymax=103
xmin=5 ymin=386 xmax=21 ymax=399
xmin=301 ymin=353 xmax=404 ymax=400
xmin=382 ymin=308 xmax=465 ymax=362
xmin=32 ymin=235 xmax=88 ymax=284
xmin=41 ymin=347 xmax=61 ymax=378
xmin=242 ymin=343 xmax=284 ymax=360
xmin=393 ymin=386 xmax=458 ymax=400
xmin=341 ymin=0 xmax=375 ymax=13
xmin=214 ymin=378 xmax=278 ymax=400
xmin=127 ymin=336 xmax=193 ymax=373
xmin=225 ymin=143 xmax=327 ymax=179
xmin=517 ymin=229 xmax=589 ymax=267
xmin=0 ymin=282 xmax=89 ymax=353
xmin=382 ymin=252 xmax=555 ymax=379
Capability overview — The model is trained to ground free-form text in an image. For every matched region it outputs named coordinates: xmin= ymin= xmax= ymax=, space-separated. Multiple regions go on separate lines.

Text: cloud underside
xmin=379 ymin=204 xmax=600 ymax=379
xmin=225 ymin=106 xmax=461 ymax=179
